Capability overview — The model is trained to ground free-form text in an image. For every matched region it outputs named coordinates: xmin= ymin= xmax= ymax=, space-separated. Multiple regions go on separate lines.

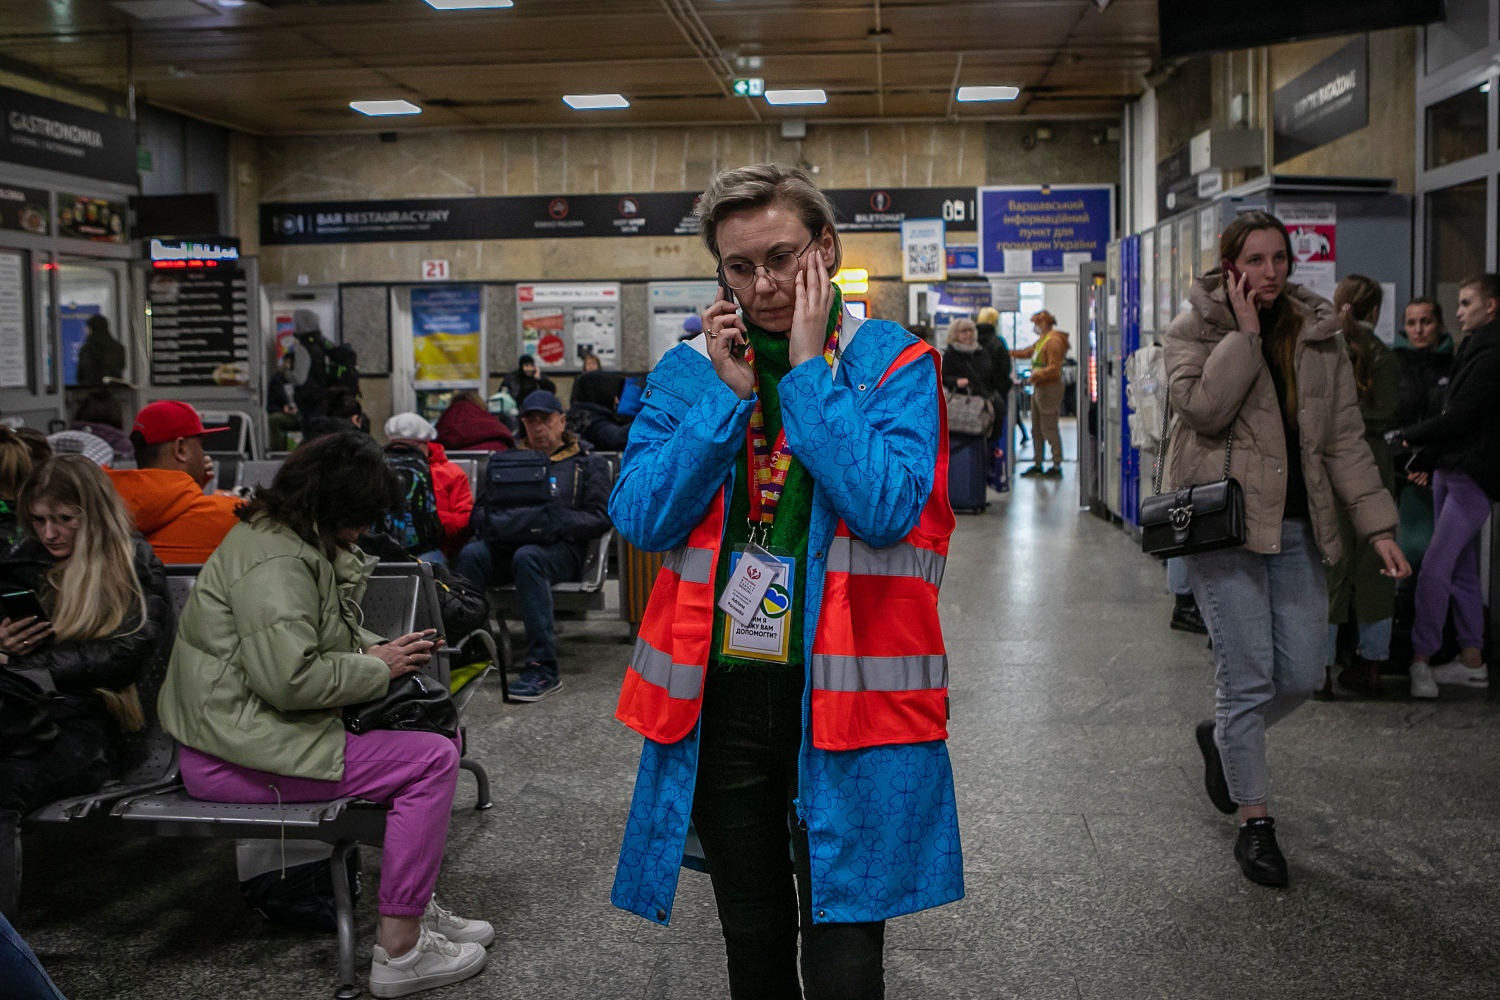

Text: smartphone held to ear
xmin=1221 ymin=260 xmax=1242 ymax=289
xmin=1 ymin=590 xmax=46 ymax=622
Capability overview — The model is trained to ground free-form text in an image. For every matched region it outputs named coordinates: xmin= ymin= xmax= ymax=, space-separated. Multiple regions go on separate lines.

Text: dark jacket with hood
xmin=1402 ymin=320 xmax=1500 ymax=501
xmin=0 ymin=535 xmax=172 ymax=765
xmin=470 ymin=433 xmax=611 ymax=566
xmin=566 ymin=371 xmax=633 ymax=453
xmin=436 ymin=397 xmax=515 ymax=452
xmin=941 ymin=341 xmax=993 ymax=395
xmin=975 ymin=323 xmax=1013 ymax=399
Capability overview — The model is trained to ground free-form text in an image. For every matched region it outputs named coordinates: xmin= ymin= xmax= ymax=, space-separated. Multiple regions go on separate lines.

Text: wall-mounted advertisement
xmin=1276 ymin=202 xmax=1337 ymax=301
xmin=411 ymin=284 xmax=483 ymax=385
xmin=516 ymin=283 xmax=621 ymax=372
xmin=57 ymin=192 xmax=127 ymax=243
xmin=648 ymin=280 xmax=718 ymax=368
xmin=0 ymin=185 xmax=49 ymax=237
xmin=977 ymin=185 xmax=1115 ymax=276
xmin=945 ymin=244 xmax=980 ymax=274
xmin=0 ymin=251 xmax=27 ymax=388
xmin=901 ymin=218 xmax=946 ymax=282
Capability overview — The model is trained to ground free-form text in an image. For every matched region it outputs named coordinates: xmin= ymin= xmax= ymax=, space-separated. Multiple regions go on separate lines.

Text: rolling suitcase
xmin=948 ymin=433 xmax=989 ymax=513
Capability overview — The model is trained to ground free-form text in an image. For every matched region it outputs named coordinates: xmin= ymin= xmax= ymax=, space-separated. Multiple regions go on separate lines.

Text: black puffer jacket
xmin=0 ymin=535 xmax=172 ymax=739
xmin=941 ymin=344 xmax=993 ymax=394
xmin=1402 ymin=321 xmax=1500 ymax=500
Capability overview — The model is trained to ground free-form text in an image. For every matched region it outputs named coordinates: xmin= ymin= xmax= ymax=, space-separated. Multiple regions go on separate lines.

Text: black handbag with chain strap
xmin=1139 ymin=398 xmax=1246 ymax=558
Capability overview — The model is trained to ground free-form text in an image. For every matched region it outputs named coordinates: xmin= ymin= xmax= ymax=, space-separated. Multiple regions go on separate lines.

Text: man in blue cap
xmin=457 ymin=390 xmax=612 ymax=700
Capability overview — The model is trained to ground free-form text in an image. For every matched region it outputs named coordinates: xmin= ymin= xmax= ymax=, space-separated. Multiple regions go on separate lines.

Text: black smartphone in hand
xmin=720 ymin=283 xmax=747 ymax=359
xmin=1 ymin=590 xmax=46 ymax=622
xmin=1222 ymin=259 xmax=1243 ymax=290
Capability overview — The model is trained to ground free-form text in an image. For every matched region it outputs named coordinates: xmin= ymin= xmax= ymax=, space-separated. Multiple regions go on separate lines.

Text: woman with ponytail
xmin=1321 ymin=276 xmax=1402 ymax=696
xmin=1165 ymin=213 xmax=1408 ymax=887
xmin=0 ymin=456 xmax=169 ymax=892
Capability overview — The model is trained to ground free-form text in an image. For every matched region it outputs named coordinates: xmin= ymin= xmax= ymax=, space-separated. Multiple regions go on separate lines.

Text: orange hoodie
xmin=107 ymin=468 xmax=243 ymax=564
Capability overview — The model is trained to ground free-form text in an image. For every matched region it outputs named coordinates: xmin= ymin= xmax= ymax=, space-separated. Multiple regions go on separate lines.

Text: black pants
xmin=692 ymin=667 xmax=885 ymax=1000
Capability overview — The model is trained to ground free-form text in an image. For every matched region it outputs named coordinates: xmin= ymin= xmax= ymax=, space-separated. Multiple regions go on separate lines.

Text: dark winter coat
xmin=1391 ymin=337 xmax=1454 ymax=478
xmin=566 ymin=372 xmax=632 ymax=452
xmin=75 ymin=330 xmax=125 ymax=387
xmin=0 ymin=535 xmax=172 ymax=761
xmin=941 ymin=344 xmax=993 ymax=394
xmin=1402 ymin=320 xmax=1500 ymax=501
xmin=436 ymin=397 xmax=515 ymax=452
xmin=975 ymin=324 xmax=1013 ymax=400
xmin=470 ymin=434 xmax=611 ymax=565
xmin=501 ymin=371 xmax=557 ymax=406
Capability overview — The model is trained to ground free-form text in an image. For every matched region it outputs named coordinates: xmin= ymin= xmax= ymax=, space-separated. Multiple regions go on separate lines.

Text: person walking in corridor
xmin=1401 ymin=273 xmax=1500 ymax=698
xmin=1011 ymin=310 xmax=1069 ymax=477
xmin=1164 ymin=211 xmax=1408 ymax=887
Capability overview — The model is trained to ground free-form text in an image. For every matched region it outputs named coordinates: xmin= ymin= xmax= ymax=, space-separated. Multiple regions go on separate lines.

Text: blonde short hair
xmin=695 ymin=163 xmax=843 ymax=274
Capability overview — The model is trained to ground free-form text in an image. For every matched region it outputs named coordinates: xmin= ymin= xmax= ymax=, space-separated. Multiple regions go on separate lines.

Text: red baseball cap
xmin=132 ymin=400 xmax=228 ymax=446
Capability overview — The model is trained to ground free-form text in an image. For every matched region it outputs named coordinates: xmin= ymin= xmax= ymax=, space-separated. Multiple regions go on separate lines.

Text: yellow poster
xmin=411 ymin=285 xmax=482 ymax=384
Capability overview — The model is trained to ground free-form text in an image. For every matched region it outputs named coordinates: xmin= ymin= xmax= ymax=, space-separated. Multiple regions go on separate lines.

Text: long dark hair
xmin=1220 ymin=211 xmax=1303 ymax=424
xmin=1334 ymin=275 xmax=1383 ymax=403
xmin=237 ymin=431 xmax=400 ymax=560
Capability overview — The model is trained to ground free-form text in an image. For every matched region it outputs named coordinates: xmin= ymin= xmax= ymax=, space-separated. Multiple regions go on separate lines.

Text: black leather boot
xmin=1194 ymin=721 xmax=1236 ymax=814
xmin=1235 ymin=817 xmax=1289 ymax=887
xmin=1170 ymin=594 xmax=1208 ymax=635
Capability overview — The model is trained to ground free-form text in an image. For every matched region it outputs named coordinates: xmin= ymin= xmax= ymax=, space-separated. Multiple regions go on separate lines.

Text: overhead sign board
xmin=1273 ymin=36 xmax=1368 ymax=163
xmin=977 ymin=185 xmax=1115 ymax=275
xmin=732 ymin=78 xmax=765 ymax=97
xmin=0 ymin=85 xmax=137 ymax=186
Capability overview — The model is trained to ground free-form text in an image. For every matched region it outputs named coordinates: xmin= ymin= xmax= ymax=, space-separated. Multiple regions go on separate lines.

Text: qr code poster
xmin=902 ymin=217 xmax=947 ymax=283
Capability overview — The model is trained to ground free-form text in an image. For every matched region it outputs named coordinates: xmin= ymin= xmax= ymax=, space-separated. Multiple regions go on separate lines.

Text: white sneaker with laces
xmin=370 ymin=926 xmax=487 ymax=998
xmin=1409 ymin=661 xmax=1438 ymax=699
xmin=1430 ymin=661 xmax=1488 ymax=687
xmin=421 ymin=894 xmax=495 ymax=947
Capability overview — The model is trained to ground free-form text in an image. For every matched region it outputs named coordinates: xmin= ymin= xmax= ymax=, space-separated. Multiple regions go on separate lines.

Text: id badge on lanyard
xmin=717 ymin=537 xmax=795 ymax=663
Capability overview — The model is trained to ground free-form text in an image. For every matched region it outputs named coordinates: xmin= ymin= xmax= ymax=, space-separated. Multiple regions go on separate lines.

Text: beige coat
xmin=1162 ymin=277 xmax=1396 ymax=562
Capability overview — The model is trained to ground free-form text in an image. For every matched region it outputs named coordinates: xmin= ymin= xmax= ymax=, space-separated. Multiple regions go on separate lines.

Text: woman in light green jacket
xmin=157 ymin=431 xmax=493 ymax=998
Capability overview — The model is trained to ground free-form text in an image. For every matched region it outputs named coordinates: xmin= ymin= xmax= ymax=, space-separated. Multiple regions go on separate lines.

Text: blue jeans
xmin=455 ymin=540 xmax=579 ymax=664
xmin=0 ymin=911 xmax=66 ymax=999
xmin=1325 ymin=619 xmax=1392 ymax=664
xmin=1184 ymin=520 xmax=1326 ymax=807
xmin=1166 ymin=557 xmax=1192 ymax=596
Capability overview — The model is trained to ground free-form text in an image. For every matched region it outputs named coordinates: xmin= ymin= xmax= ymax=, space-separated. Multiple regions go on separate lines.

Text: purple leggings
xmin=1411 ymin=469 xmax=1489 ymax=657
xmin=180 ymin=730 xmax=461 ymax=917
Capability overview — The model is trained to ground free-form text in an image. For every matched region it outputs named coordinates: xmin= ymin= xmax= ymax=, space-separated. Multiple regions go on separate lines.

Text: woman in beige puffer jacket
xmin=1163 ymin=211 xmax=1409 ymax=889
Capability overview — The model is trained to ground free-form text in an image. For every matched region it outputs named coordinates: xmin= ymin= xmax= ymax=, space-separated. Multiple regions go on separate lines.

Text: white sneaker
xmin=1409 ymin=661 xmax=1438 ymax=699
xmin=370 ymin=927 xmax=488 ymax=998
xmin=421 ymin=894 xmax=495 ymax=947
xmin=1430 ymin=661 xmax=1489 ymax=688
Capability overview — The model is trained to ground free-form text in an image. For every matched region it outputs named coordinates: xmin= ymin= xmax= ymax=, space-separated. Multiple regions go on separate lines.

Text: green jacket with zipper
xmin=157 ymin=516 xmax=391 ymax=781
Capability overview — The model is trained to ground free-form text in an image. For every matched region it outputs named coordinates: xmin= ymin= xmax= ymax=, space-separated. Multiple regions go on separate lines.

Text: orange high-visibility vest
xmin=616 ymin=340 xmax=953 ymax=750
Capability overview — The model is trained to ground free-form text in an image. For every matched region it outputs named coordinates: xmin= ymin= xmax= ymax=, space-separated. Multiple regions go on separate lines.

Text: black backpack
xmin=379 ymin=445 xmax=443 ymax=554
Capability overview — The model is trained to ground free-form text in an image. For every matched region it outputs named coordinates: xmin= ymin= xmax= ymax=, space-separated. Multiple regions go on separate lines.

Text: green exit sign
xmin=732 ymin=77 xmax=765 ymax=98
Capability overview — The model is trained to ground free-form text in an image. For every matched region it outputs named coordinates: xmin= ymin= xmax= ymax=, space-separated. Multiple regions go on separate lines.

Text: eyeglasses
xmin=718 ymin=236 xmax=817 ymax=290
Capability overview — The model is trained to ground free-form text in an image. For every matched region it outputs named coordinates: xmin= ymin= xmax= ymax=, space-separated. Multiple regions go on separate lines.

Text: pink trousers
xmin=180 ymin=730 xmax=461 ymax=917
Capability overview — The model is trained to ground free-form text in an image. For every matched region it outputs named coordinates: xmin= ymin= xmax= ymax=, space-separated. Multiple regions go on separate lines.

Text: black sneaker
xmin=1170 ymin=603 xmax=1208 ymax=635
xmin=508 ymin=661 xmax=562 ymax=702
xmin=1194 ymin=720 xmax=1236 ymax=815
xmin=1043 ymin=466 xmax=1063 ymax=478
xmin=1019 ymin=465 xmax=1044 ymax=477
xmin=1235 ymin=817 xmax=1289 ymax=887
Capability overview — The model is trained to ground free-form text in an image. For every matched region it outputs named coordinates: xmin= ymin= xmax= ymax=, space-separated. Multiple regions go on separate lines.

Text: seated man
xmin=456 ymin=391 xmax=611 ymax=702
xmin=107 ymin=400 xmax=241 ymax=564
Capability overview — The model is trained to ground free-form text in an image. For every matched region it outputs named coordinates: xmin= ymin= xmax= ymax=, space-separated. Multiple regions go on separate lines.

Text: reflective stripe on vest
xmin=614 ymin=487 xmax=725 ymax=744
xmin=809 ymin=338 xmax=955 ymax=752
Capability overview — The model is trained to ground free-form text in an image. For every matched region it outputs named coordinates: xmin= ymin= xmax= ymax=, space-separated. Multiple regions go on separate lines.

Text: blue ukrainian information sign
xmin=977 ymin=185 xmax=1115 ymax=276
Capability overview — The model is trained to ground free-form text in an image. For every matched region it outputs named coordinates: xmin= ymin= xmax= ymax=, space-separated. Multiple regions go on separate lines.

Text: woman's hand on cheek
xmin=790 ymin=248 xmax=834 ymax=367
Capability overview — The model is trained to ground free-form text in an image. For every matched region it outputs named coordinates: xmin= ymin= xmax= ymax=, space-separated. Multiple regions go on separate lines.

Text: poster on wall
xmin=1276 ymin=202 xmax=1337 ymax=301
xmin=901 ymin=218 xmax=947 ymax=282
xmin=516 ymin=283 xmax=621 ymax=372
xmin=648 ymin=281 xmax=719 ymax=367
xmin=148 ymin=266 xmax=250 ymax=388
xmin=945 ymin=244 xmax=980 ymax=273
xmin=57 ymin=192 xmax=127 ymax=243
xmin=911 ymin=281 xmax=992 ymax=348
xmin=0 ymin=185 xmax=48 ymax=237
xmin=410 ymin=285 xmax=483 ymax=385
xmin=0 ymin=251 xmax=27 ymax=388
xmin=977 ymin=186 xmax=1114 ymax=276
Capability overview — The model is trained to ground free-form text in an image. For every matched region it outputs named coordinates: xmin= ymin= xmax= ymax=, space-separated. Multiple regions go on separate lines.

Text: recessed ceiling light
xmin=957 ymin=85 xmax=1020 ymax=102
xmin=764 ymin=89 xmax=827 ymax=106
xmin=424 ymin=0 xmax=513 ymax=8
xmin=349 ymin=99 xmax=422 ymax=116
xmin=563 ymin=94 xmax=630 ymax=110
